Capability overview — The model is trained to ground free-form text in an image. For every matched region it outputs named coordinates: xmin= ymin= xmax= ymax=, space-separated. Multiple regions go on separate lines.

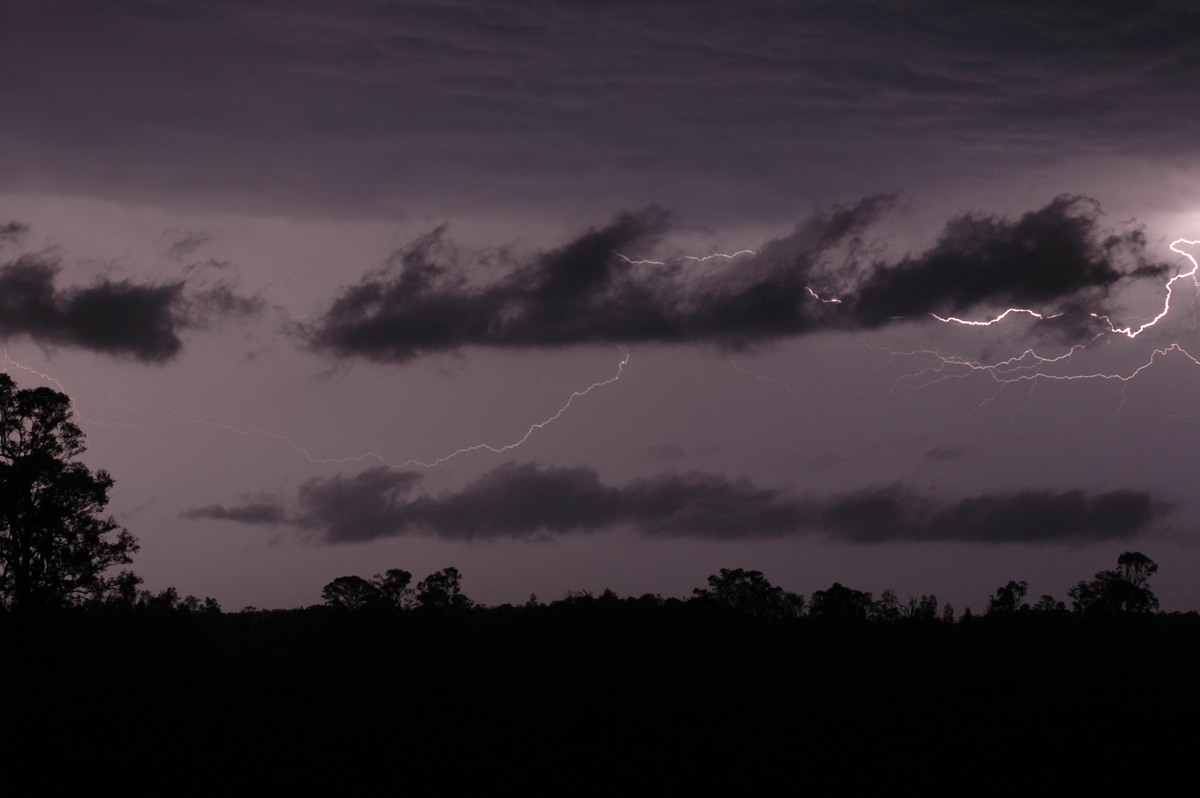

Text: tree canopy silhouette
xmin=0 ymin=374 xmax=137 ymax=611
xmin=692 ymin=568 xmax=804 ymax=620
xmin=1069 ymin=551 xmax=1159 ymax=614
xmin=416 ymin=567 xmax=472 ymax=610
xmin=321 ymin=575 xmax=382 ymax=610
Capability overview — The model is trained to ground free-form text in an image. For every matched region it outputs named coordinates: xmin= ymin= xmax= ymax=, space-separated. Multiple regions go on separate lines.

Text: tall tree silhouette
xmin=0 ymin=374 xmax=137 ymax=611
xmin=416 ymin=567 xmax=472 ymax=610
xmin=1069 ymin=551 xmax=1160 ymax=614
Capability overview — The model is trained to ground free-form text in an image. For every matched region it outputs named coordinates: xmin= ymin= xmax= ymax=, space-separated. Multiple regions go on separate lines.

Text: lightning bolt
xmin=886 ymin=342 xmax=1200 ymax=397
xmin=1 ymin=347 xmax=153 ymax=434
xmin=934 ymin=238 xmax=1199 ymax=338
xmin=226 ymin=347 xmax=631 ymax=468
xmin=1095 ymin=238 xmax=1200 ymax=339
xmin=806 ymin=286 xmax=843 ymax=304
xmin=614 ymin=250 xmax=756 ymax=266
xmin=1 ymin=345 xmax=631 ymax=470
xmin=932 ymin=308 xmax=1061 ymax=326
xmin=907 ymin=238 xmax=1200 ymax=393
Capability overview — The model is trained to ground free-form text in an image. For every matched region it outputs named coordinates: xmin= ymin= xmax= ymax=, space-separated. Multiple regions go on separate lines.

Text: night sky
xmin=4 ymin=1 xmax=1200 ymax=611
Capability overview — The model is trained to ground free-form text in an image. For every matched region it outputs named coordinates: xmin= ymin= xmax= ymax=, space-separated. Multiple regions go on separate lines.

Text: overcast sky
xmin=4 ymin=0 xmax=1200 ymax=611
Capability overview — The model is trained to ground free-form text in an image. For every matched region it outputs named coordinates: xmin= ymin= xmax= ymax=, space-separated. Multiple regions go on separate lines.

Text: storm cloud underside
xmin=0 ymin=253 xmax=185 ymax=362
xmin=184 ymin=462 xmax=1161 ymax=546
xmin=0 ymin=238 xmax=265 ymax=362
xmin=309 ymin=196 xmax=1169 ymax=362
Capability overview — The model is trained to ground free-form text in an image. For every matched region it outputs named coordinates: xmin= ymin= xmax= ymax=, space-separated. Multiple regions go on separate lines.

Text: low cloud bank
xmin=184 ymin=461 xmax=1162 ymax=545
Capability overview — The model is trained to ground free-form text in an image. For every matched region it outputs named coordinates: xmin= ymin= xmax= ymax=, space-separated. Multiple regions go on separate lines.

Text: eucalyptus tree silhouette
xmin=0 ymin=374 xmax=137 ymax=611
xmin=374 ymin=568 xmax=414 ymax=608
xmin=1069 ymin=551 xmax=1160 ymax=613
xmin=809 ymin=583 xmax=874 ymax=622
xmin=987 ymin=581 xmax=1030 ymax=615
xmin=692 ymin=568 xmax=804 ymax=619
xmin=321 ymin=575 xmax=382 ymax=610
xmin=416 ymin=567 xmax=472 ymax=609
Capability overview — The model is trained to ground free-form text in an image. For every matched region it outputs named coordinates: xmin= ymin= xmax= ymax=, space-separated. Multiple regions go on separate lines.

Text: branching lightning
xmin=910 ymin=239 xmax=1200 ymax=391
xmin=934 ymin=239 xmax=1198 ymax=338
xmin=1094 ymin=239 xmax=1200 ymax=339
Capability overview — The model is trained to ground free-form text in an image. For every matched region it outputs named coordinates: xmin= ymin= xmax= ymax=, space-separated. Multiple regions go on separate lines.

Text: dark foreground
xmin=1 ymin=604 xmax=1196 ymax=787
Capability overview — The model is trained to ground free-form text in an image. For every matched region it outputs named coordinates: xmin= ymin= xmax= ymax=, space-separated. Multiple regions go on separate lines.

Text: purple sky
xmin=4 ymin=1 xmax=1200 ymax=611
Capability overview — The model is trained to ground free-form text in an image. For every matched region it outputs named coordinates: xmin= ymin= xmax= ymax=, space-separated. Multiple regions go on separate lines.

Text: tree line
xmin=318 ymin=553 xmax=1164 ymax=622
xmin=0 ymin=371 xmax=1178 ymax=619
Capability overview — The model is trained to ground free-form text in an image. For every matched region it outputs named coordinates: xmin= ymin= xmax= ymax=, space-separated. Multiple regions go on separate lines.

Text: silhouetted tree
xmin=905 ymin=594 xmax=939 ymax=620
xmin=1069 ymin=552 xmax=1160 ymax=614
xmin=373 ymin=568 xmax=414 ymax=608
xmin=692 ymin=568 xmax=803 ymax=620
xmin=1115 ymin=551 xmax=1158 ymax=591
xmin=1031 ymin=594 xmax=1066 ymax=613
xmin=104 ymin=569 xmax=144 ymax=610
xmin=0 ymin=374 xmax=138 ymax=611
xmin=809 ymin=583 xmax=874 ymax=622
xmin=987 ymin=581 xmax=1029 ymax=615
xmin=416 ymin=567 xmax=472 ymax=610
xmin=874 ymin=588 xmax=902 ymax=622
xmin=321 ymin=575 xmax=382 ymax=610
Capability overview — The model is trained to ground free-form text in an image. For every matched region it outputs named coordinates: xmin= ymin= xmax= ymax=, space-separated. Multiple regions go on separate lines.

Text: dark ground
xmin=1 ymin=605 xmax=1194 ymax=788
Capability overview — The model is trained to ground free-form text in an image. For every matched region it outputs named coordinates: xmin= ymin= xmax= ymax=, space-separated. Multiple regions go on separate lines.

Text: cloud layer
xmin=308 ymin=196 xmax=1168 ymax=362
xmin=184 ymin=461 xmax=1162 ymax=545
xmin=0 ymin=238 xmax=264 ymax=362
xmin=7 ymin=2 xmax=1200 ymax=218
xmin=0 ymin=253 xmax=186 ymax=362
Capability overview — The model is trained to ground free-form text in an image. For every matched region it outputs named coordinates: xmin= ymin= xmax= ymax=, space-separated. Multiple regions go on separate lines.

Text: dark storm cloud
xmin=0 ymin=222 xmax=29 ymax=247
xmin=849 ymin=196 xmax=1143 ymax=325
xmin=0 ymin=254 xmax=185 ymax=362
xmin=819 ymin=488 xmax=1161 ymax=544
xmin=6 ymin=2 xmax=1200 ymax=218
xmin=294 ymin=469 xmax=426 ymax=544
xmin=185 ymin=462 xmax=1162 ymax=545
xmin=308 ymin=196 xmax=1167 ymax=361
xmin=0 ymin=251 xmax=266 ymax=362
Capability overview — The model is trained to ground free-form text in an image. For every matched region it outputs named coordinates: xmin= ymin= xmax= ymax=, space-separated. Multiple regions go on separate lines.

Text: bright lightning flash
xmin=933 ymin=238 xmax=1199 ymax=340
xmin=903 ymin=238 xmax=1200 ymax=393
